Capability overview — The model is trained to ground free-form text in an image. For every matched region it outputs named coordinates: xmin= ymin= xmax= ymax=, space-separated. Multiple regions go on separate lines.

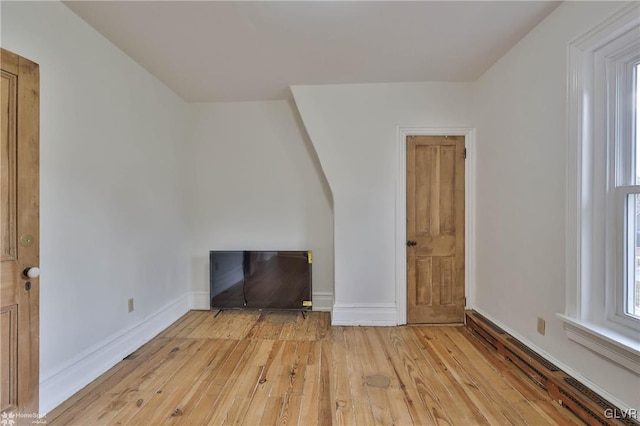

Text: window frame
xmin=606 ymin=36 xmax=640 ymax=329
xmin=560 ymin=2 xmax=640 ymax=375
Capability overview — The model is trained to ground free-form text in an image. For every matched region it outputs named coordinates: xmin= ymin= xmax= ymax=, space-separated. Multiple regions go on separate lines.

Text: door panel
xmin=1 ymin=48 xmax=40 ymax=416
xmin=1 ymin=305 xmax=17 ymax=410
xmin=407 ymin=135 xmax=464 ymax=324
xmin=1 ymin=71 xmax=17 ymax=263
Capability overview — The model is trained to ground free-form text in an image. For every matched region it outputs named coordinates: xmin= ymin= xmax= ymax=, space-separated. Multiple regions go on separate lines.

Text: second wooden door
xmin=407 ymin=135 xmax=465 ymax=324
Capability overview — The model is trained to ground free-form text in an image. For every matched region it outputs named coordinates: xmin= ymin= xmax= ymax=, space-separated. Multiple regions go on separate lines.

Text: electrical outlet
xmin=537 ymin=317 xmax=545 ymax=335
xmin=128 ymin=298 xmax=134 ymax=313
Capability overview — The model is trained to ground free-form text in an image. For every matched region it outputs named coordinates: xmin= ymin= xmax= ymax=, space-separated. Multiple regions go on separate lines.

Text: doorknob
xmin=23 ymin=267 xmax=40 ymax=279
xmin=406 ymin=240 xmax=417 ymax=247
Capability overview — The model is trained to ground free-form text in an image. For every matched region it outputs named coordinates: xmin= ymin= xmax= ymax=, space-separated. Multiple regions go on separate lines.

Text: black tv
xmin=210 ymin=251 xmax=312 ymax=311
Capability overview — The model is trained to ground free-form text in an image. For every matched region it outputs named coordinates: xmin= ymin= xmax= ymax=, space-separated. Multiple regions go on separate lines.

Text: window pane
xmin=636 ymin=63 xmax=639 ymax=184
xmin=630 ymin=194 xmax=640 ymax=318
xmin=633 ymin=67 xmax=640 ymax=318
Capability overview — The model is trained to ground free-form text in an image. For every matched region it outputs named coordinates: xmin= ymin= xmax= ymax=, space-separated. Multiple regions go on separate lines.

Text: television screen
xmin=210 ymin=251 xmax=312 ymax=311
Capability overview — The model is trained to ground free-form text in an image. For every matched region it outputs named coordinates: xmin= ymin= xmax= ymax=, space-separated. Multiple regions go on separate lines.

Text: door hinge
xmin=464 ymin=148 xmax=467 ymax=159
xmin=464 ymin=296 xmax=467 ymax=307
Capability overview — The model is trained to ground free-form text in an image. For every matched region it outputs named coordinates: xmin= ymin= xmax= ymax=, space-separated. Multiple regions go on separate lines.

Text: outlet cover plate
xmin=537 ymin=317 xmax=545 ymax=335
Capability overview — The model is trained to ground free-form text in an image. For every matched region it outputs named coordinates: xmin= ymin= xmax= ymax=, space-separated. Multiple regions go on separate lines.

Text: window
xmin=560 ymin=3 xmax=640 ymax=374
xmin=631 ymin=65 xmax=640 ymax=319
xmin=611 ymin=45 xmax=640 ymax=330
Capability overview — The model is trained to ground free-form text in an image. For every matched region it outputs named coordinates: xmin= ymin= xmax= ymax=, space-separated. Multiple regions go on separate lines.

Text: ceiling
xmin=64 ymin=1 xmax=560 ymax=102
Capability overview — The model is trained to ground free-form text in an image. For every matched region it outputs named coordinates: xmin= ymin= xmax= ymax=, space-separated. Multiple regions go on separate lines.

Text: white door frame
xmin=395 ymin=126 xmax=476 ymax=325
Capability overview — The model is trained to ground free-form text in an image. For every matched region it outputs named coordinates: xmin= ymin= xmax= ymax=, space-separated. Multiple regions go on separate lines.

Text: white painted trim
xmin=565 ymin=38 xmax=585 ymax=319
xmin=475 ymin=308 xmax=636 ymax=415
xmin=565 ymin=0 xmax=640 ymax=321
xmin=189 ymin=291 xmax=211 ymax=310
xmin=563 ymin=2 xmax=640 ymax=359
xmin=557 ymin=314 xmax=640 ymax=375
xmin=312 ymin=291 xmax=333 ymax=312
xmin=395 ymin=126 xmax=476 ymax=325
xmin=332 ymin=303 xmax=397 ymax=326
xmin=39 ymin=293 xmax=190 ymax=416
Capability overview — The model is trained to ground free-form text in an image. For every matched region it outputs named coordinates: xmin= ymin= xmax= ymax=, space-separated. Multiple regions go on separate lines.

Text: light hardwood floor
xmin=46 ymin=310 xmax=583 ymax=425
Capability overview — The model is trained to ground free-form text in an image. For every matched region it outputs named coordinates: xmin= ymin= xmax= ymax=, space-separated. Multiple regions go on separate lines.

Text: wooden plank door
xmin=1 ymin=48 xmax=40 ymax=416
xmin=407 ymin=135 xmax=464 ymax=324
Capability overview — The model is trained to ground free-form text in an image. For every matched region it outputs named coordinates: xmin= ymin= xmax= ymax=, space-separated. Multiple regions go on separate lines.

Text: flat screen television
xmin=210 ymin=251 xmax=312 ymax=311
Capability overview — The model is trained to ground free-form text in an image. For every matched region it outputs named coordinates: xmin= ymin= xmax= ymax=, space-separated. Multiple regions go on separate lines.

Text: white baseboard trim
xmin=332 ymin=303 xmax=397 ymax=326
xmin=473 ymin=308 xmax=635 ymax=413
xmin=39 ymin=293 xmax=190 ymax=416
xmin=312 ymin=292 xmax=333 ymax=312
xmin=189 ymin=291 xmax=211 ymax=310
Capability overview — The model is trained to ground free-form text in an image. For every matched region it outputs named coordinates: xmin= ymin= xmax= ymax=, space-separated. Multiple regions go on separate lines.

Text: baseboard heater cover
xmin=465 ymin=311 xmax=639 ymax=426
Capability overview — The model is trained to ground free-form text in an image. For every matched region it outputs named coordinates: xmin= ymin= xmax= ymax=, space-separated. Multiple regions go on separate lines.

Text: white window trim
xmin=561 ymin=2 xmax=640 ymax=374
xmin=606 ymin=28 xmax=640 ymax=329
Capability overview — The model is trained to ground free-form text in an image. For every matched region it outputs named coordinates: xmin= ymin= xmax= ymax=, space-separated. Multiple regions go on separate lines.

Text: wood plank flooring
xmin=46 ymin=310 xmax=583 ymax=425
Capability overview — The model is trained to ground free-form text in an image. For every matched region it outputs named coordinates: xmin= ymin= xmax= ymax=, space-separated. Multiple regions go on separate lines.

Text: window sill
xmin=556 ymin=314 xmax=640 ymax=375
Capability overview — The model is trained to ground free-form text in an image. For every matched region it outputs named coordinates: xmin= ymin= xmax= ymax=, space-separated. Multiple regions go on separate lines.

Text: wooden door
xmin=407 ymin=135 xmax=464 ymax=324
xmin=1 ymin=49 xmax=40 ymax=416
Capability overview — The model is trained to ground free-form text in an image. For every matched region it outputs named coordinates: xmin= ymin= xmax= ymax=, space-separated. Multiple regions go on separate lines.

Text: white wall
xmin=473 ymin=1 xmax=639 ymax=410
xmin=1 ymin=1 xmax=191 ymax=414
xmin=187 ymin=100 xmax=334 ymax=310
xmin=292 ymin=83 xmax=473 ymax=324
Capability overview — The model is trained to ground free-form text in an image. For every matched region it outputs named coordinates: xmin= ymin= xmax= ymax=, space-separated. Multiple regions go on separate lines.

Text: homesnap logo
xmin=0 ymin=412 xmax=45 ymax=425
xmin=0 ymin=412 xmax=15 ymax=426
